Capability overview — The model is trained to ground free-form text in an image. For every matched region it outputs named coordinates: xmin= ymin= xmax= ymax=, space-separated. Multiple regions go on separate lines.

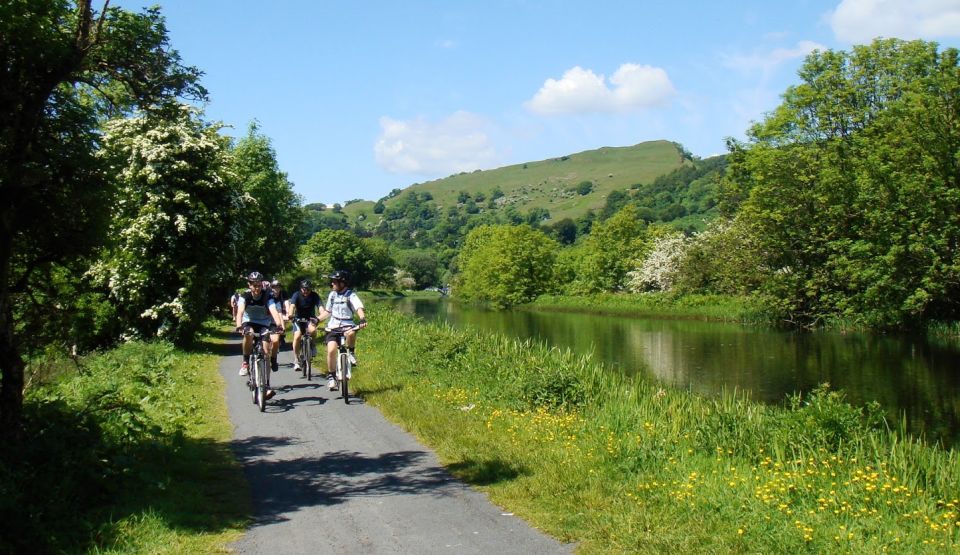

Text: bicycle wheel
xmin=340 ymin=352 xmax=350 ymax=404
xmin=257 ymin=355 xmax=267 ymax=412
xmin=250 ymin=356 xmax=259 ymax=405
xmin=301 ymin=337 xmax=310 ymax=380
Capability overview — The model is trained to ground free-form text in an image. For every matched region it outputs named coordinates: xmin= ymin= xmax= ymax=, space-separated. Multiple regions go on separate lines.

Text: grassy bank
xmin=1 ymin=332 xmax=248 ymax=553
xmin=527 ymin=292 xmax=767 ymax=323
xmin=355 ymin=308 xmax=959 ymax=553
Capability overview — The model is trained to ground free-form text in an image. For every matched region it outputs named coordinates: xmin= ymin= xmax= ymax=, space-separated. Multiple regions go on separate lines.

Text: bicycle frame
xmin=244 ymin=326 xmax=272 ymax=412
xmin=328 ymin=325 xmax=359 ymax=404
xmin=295 ymin=318 xmax=315 ymax=380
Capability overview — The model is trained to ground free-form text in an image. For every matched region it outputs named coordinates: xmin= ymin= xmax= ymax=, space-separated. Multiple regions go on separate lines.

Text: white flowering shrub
xmin=626 ymin=232 xmax=690 ymax=293
xmin=89 ymin=105 xmax=240 ymax=344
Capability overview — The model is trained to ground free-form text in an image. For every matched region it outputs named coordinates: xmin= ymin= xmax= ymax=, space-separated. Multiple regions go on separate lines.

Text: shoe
xmin=265 ymin=389 xmax=276 ymax=400
xmin=239 ymin=361 xmax=249 ymax=376
xmin=293 ymin=360 xmax=302 ymax=371
xmin=271 ymin=359 xmax=279 ymax=372
xmin=348 ymin=352 xmax=358 ymax=366
xmin=327 ymin=376 xmax=337 ymax=390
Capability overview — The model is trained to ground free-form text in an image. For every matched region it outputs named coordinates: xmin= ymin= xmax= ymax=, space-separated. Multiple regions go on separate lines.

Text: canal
xmin=388 ymin=297 xmax=960 ymax=448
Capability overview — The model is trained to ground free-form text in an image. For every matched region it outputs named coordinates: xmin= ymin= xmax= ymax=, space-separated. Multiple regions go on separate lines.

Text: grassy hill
xmin=344 ymin=140 xmax=689 ymax=225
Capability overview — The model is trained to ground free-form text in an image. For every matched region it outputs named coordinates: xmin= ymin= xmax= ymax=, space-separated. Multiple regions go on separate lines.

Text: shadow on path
xmin=230 ymin=437 xmax=460 ymax=526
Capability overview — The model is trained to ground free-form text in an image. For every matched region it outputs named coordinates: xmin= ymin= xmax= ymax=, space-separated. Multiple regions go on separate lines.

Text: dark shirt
xmin=289 ymin=290 xmax=322 ymax=318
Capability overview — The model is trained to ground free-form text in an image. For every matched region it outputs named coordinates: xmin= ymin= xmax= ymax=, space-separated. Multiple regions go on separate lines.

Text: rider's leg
xmin=326 ymin=339 xmax=338 ymax=375
xmin=292 ymin=327 xmax=303 ymax=362
xmin=269 ymin=333 xmax=280 ymax=372
xmin=242 ymin=334 xmax=253 ymax=357
xmin=345 ymin=329 xmax=358 ymax=364
xmin=240 ymin=334 xmax=253 ymax=375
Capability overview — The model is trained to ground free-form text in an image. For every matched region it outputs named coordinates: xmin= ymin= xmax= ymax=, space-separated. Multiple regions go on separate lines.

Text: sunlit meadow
xmin=357 ymin=308 xmax=959 ymax=553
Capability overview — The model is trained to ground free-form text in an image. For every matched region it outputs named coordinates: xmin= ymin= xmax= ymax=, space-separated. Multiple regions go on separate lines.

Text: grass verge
xmin=355 ymin=308 xmax=959 ymax=553
xmin=527 ymin=292 xmax=768 ymax=324
xmin=1 ymin=329 xmax=248 ymax=553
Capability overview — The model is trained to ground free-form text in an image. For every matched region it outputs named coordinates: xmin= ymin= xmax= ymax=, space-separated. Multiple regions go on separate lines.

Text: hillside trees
xmin=723 ymin=38 xmax=960 ymax=327
xmin=0 ymin=0 xmax=205 ymax=438
xmin=456 ymin=225 xmax=559 ymax=308
xmin=230 ymin=122 xmax=302 ymax=278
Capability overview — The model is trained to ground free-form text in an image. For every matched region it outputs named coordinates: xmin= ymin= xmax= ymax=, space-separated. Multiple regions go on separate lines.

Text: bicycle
xmin=327 ymin=325 xmax=360 ymax=404
xmin=294 ymin=318 xmax=317 ymax=381
xmin=241 ymin=325 xmax=275 ymax=412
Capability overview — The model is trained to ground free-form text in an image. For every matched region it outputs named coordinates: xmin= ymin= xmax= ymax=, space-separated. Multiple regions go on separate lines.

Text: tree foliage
xmin=90 ymin=105 xmax=236 ymax=344
xmin=572 ymin=204 xmax=649 ymax=293
xmin=456 ymin=225 xmax=558 ymax=308
xmin=0 ymin=0 xmax=205 ymax=437
xmin=723 ymin=39 xmax=960 ymax=327
xmin=230 ymin=122 xmax=302 ymax=278
xmin=298 ymin=230 xmax=394 ymax=289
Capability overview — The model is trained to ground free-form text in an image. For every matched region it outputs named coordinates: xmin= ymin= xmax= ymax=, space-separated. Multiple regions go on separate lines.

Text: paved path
xmin=221 ymin=338 xmax=573 ymax=554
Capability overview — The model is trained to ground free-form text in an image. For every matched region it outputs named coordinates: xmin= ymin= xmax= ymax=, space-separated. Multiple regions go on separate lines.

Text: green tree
xmin=723 ymin=39 xmax=960 ymax=327
xmin=0 ymin=0 xmax=204 ymax=438
xmin=230 ymin=122 xmax=302 ymax=278
xmin=90 ymin=105 xmax=236 ymax=344
xmin=400 ymin=251 xmax=440 ymax=288
xmin=299 ymin=230 xmax=394 ymax=289
xmin=547 ymin=217 xmax=578 ymax=245
xmin=573 ymin=204 xmax=649 ymax=292
xmin=455 ymin=224 xmax=558 ymax=308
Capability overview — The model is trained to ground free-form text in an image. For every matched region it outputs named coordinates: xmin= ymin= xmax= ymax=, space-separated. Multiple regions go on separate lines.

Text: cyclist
xmin=322 ymin=270 xmax=367 ymax=390
xmin=235 ymin=271 xmax=285 ymax=399
xmin=287 ymin=279 xmax=322 ymax=371
xmin=229 ymin=288 xmax=243 ymax=320
xmin=269 ymin=279 xmax=289 ymax=348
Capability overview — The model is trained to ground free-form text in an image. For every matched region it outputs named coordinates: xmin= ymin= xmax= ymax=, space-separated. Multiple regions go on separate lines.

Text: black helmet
xmin=246 ymin=271 xmax=264 ymax=283
xmin=300 ymin=279 xmax=313 ymax=289
xmin=329 ymin=270 xmax=350 ymax=283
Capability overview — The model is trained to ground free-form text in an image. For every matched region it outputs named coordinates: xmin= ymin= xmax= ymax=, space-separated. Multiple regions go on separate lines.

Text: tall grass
xmin=0 ymin=337 xmax=248 ymax=554
xmin=357 ymin=308 xmax=959 ymax=553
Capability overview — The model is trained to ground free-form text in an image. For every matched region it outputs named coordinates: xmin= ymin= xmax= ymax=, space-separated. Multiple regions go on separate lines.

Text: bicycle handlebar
xmin=325 ymin=324 xmax=362 ymax=334
xmin=238 ymin=324 xmax=283 ymax=336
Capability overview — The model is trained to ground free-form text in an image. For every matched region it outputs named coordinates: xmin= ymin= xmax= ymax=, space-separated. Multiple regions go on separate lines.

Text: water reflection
xmin=388 ymin=298 xmax=960 ymax=448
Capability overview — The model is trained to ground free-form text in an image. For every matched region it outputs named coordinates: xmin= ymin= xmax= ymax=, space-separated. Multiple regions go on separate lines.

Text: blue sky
xmin=114 ymin=1 xmax=960 ymax=205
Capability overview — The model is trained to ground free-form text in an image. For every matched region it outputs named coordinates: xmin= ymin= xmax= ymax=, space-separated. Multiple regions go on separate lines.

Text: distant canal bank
xmin=388 ymin=297 xmax=960 ymax=448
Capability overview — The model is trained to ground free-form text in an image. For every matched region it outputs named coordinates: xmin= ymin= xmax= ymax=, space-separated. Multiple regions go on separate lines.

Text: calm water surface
xmin=388 ymin=298 xmax=960 ymax=448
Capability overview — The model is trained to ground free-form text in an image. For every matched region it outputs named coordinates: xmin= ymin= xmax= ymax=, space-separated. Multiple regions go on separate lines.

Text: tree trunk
xmin=0 ymin=221 xmax=23 ymax=443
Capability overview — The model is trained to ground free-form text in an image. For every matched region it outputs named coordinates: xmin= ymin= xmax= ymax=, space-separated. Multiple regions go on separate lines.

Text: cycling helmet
xmin=270 ymin=279 xmax=281 ymax=287
xmin=329 ymin=270 xmax=350 ymax=283
xmin=300 ymin=279 xmax=313 ymax=289
xmin=246 ymin=271 xmax=264 ymax=283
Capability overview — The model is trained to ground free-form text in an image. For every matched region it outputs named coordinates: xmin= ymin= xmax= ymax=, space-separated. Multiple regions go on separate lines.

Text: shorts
xmin=293 ymin=318 xmax=319 ymax=334
xmin=242 ymin=322 xmax=274 ymax=335
xmin=323 ymin=329 xmax=352 ymax=346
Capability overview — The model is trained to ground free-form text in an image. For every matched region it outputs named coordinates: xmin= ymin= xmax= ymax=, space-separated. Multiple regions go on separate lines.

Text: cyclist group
xmin=234 ymin=269 xmax=367 ymax=401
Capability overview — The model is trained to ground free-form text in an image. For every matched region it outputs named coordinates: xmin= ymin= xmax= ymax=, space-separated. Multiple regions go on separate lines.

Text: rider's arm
xmin=317 ymin=306 xmax=331 ymax=321
xmin=356 ymin=306 xmax=367 ymax=328
xmin=268 ymin=300 xmax=283 ymax=328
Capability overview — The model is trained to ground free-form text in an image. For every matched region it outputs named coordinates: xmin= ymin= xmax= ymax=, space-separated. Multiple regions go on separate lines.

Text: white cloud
xmin=722 ymin=40 xmax=826 ymax=73
xmin=525 ymin=63 xmax=675 ymax=115
xmin=374 ymin=111 xmax=499 ymax=176
xmin=828 ymin=0 xmax=960 ymax=43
